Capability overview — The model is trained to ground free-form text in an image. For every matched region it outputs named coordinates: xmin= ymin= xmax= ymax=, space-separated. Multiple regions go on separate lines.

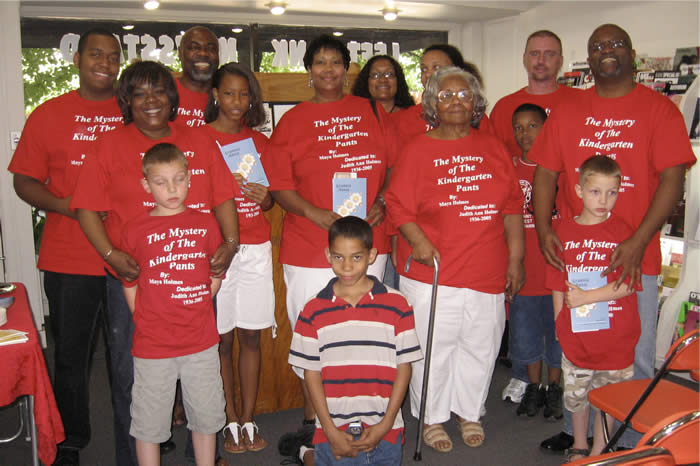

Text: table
xmin=0 ymin=283 xmax=64 ymax=465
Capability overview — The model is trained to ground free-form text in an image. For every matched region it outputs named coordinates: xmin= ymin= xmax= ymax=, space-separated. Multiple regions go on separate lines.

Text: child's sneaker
xmin=516 ymin=383 xmax=545 ymax=417
xmin=543 ymin=382 xmax=563 ymax=421
xmin=502 ymin=378 xmax=528 ymax=403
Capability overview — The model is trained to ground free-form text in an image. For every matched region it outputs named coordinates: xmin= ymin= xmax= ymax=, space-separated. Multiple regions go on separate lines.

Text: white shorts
xmin=216 ymin=242 xmax=276 ymax=334
xmin=284 ymin=254 xmax=388 ymax=378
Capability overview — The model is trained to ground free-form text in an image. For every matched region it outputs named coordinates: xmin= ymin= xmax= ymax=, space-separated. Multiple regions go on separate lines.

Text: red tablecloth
xmin=0 ymin=283 xmax=64 ymax=465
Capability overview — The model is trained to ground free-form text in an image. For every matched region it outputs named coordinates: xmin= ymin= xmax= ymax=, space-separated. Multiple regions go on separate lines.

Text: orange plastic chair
xmin=588 ymin=329 xmax=700 ymax=452
xmin=564 ymin=446 xmax=676 ymax=465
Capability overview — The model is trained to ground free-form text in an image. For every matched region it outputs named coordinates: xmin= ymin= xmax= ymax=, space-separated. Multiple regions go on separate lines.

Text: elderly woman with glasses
xmin=385 ymin=66 xmax=525 ymax=453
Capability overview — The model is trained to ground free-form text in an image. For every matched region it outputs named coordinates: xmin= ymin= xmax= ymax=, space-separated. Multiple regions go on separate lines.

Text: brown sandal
xmin=241 ymin=421 xmax=267 ymax=452
xmin=422 ymin=423 xmax=453 ymax=453
xmin=222 ymin=422 xmax=246 ymax=454
xmin=458 ymin=419 xmax=484 ymax=447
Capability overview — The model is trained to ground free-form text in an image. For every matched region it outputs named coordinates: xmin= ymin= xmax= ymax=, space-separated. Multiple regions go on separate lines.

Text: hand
xmin=410 ymin=237 xmax=440 ymax=267
xmin=602 ymin=235 xmax=644 ymax=291
xmin=106 ymin=250 xmax=140 ymax=282
xmin=365 ymin=199 xmax=386 ymax=228
xmin=98 ymin=211 xmax=108 ymax=221
xmin=326 ymin=427 xmax=358 ymax=459
xmin=210 ymin=242 xmax=237 ymax=277
xmin=564 ymin=281 xmax=588 ymax=309
xmin=351 ymin=423 xmax=389 ymax=453
xmin=505 ymin=259 xmax=525 ymax=302
xmin=537 ymin=226 xmax=564 ymax=272
xmin=306 ymin=206 xmax=342 ymax=231
xmin=241 ymin=182 xmax=269 ymax=205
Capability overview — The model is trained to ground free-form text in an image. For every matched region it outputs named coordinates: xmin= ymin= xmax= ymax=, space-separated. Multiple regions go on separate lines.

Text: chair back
xmin=666 ymin=329 xmax=699 ymax=371
xmin=564 ymin=446 xmax=675 ymax=465
xmin=640 ymin=409 xmax=700 ymax=465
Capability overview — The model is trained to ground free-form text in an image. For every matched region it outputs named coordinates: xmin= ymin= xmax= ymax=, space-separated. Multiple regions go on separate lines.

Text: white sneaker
xmin=502 ymin=378 xmax=528 ymax=403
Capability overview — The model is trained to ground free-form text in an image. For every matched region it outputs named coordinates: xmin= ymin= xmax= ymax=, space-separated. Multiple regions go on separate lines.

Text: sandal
xmin=241 ymin=421 xmax=268 ymax=452
xmin=422 ymin=423 xmax=453 ymax=453
xmin=565 ymin=448 xmax=590 ymax=463
xmin=222 ymin=422 xmax=246 ymax=454
xmin=457 ymin=418 xmax=484 ymax=447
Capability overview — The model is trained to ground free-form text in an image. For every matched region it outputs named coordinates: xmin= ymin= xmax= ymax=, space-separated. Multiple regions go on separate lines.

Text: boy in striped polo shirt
xmin=289 ymin=216 xmax=422 ymax=465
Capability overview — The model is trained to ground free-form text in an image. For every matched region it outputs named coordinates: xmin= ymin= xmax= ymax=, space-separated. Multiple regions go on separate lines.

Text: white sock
xmin=299 ymin=445 xmax=313 ymax=461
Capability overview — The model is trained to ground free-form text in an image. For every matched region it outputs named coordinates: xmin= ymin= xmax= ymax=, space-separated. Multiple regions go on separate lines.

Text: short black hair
xmin=351 ymin=55 xmax=415 ymax=109
xmin=205 ymin=62 xmax=266 ymax=127
xmin=303 ymin=35 xmax=351 ymax=71
xmin=423 ymin=44 xmax=483 ymax=85
xmin=328 ymin=216 xmax=373 ymax=250
xmin=77 ymin=28 xmax=119 ymax=54
xmin=142 ymin=142 xmax=188 ymax=176
xmin=512 ymin=103 xmax=548 ymax=124
xmin=117 ymin=61 xmax=179 ymax=125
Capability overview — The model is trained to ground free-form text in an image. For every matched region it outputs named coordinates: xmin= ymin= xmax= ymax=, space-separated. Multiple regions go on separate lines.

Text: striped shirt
xmin=289 ymin=276 xmax=422 ymax=444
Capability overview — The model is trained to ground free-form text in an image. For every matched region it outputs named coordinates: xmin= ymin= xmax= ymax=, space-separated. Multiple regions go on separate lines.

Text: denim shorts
xmin=508 ymin=294 xmax=562 ymax=368
xmin=314 ymin=432 xmax=402 ymax=466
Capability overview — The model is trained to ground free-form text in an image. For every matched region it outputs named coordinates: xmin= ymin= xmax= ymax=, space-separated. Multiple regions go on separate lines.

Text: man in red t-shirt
xmin=174 ymin=26 xmax=219 ymax=129
xmin=8 ymin=29 xmax=122 ymax=465
xmin=531 ymin=24 xmax=696 ymax=450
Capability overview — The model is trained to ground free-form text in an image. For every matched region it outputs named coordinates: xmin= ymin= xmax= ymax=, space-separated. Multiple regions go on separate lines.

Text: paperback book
xmin=217 ymin=138 xmax=269 ymax=186
xmin=568 ymin=271 xmax=611 ymax=333
xmin=332 ymin=172 xmax=366 ymax=218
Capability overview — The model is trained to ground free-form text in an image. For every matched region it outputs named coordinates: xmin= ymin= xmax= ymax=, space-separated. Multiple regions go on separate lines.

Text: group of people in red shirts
xmin=8 ymin=20 xmax=695 ymax=466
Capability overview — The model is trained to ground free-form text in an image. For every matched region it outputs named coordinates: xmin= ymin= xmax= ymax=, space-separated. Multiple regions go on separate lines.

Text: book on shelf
xmin=568 ymin=271 xmax=611 ymax=333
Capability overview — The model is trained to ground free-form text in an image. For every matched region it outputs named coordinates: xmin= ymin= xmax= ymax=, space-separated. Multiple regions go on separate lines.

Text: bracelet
xmin=103 ymin=248 xmax=113 ymax=260
xmin=224 ymin=238 xmax=240 ymax=252
xmin=375 ymin=194 xmax=386 ymax=206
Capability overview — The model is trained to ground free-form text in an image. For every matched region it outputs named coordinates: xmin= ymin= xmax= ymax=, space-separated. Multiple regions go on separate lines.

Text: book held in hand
xmin=217 ymin=138 xmax=269 ymax=187
xmin=568 ymin=271 xmax=611 ymax=333
xmin=333 ymin=172 xmax=366 ymax=218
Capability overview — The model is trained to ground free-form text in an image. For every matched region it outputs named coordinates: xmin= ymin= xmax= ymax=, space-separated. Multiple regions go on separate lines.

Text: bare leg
xmin=571 ymin=407 xmax=590 ymax=460
xmin=238 ymin=328 xmax=267 ymax=450
xmin=135 ymin=439 xmax=160 ymax=466
xmin=527 ymin=361 xmax=543 ymax=383
xmin=548 ymin=367 xmax=562 ymax=385
xmin=591 ymin=410 xmax=614 ymax=456
xmin=303 ymin=447 xmax=315 ymax=465
xmin=218 ymin=331 xmax=244 ymax=453
xmin=192 ymin=431 xmax=216 ymax=466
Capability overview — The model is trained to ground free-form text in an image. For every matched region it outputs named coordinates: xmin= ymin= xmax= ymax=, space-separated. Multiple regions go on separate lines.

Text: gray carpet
xmin=0 ymin=325 xmax=565 ymax=466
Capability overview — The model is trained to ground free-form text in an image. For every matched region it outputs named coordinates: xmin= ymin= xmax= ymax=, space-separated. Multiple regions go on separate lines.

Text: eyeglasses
xmin=589 ymin=39 xmax=629 ymax=53
xmin=369 ymin=71 xmax=396 ymax=80
xmin=437 ymin=89 xmax=473 ymax=103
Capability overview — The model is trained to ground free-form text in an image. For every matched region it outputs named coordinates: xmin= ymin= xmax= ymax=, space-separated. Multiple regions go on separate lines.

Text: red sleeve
xmin=385 ymin=140 xmax=421 ymax=228
xmin=8 ymin=105 xmax=50 ymax=181
xmin=545 ymin=262 xmax=566 ymax=292
xmin=479 ymin=113 xmax=495 ymax=135
xmin=527 ymin=112 xmax=565 ymax=173
xmin=496 ymin=140 xmax=523 ymax=215
xmin=649 ymin=97 xmax=697 ymax=173
xmin=203 ymin=136 xmax=237 ymax=207
xmin=262 ymin=110 xmax=297 ymax=191
xmin=70 ymin=134 xmax=113 ymax=211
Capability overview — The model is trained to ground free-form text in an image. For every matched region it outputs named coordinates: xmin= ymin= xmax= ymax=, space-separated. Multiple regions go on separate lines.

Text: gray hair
xmin=422 ymin=66 xmax=487 ymax=128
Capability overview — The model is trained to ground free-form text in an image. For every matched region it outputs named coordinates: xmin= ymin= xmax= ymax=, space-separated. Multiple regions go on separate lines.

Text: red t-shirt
xmin=8 ymin=91 xmax=123 ymax=276
xmin=200 ymin=125 xmax=271 ymax=245
xmin=386 ymin=131 xmax=523 ymax=292
xmin=515 ymin=158 xmax=560 ymax=296
xmin=174 ymin=79 xmax=208 ymax=129
xmin=546 ymin=216 xmax=640 ymax=370
xmin=71 ymin=123 xmax=236 ymax=252
xmin=529 ymin=85 xmax=697 ymax=275
xmin=490 ymin=85 xmax=582 ymax=157
xmin=121 ymin=209 xmax=221 ymax=359
xmin=264 ymin=95 xmax=394 ymax=267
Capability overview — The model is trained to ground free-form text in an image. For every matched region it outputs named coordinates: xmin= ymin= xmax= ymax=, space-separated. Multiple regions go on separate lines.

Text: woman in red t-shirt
xmin=200 ymin=62 xmax=274 ymax=454
xmin=351 ymin=54 xmax=415 ymax=115
xmin=386 ymin=66 xmax=524 ymax=453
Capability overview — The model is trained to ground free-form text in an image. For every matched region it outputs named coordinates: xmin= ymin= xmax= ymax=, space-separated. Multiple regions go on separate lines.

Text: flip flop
xmin=242 ymin=421 xmax=268 ymax=452
xmin=422 ymin=423 xmax=453 ymax=453
xmin=458 ymin=419 xmax=485 ymax=447
xmin=222 ymin=422 xmax=246 ymax=454
xmin=565 ymin=447 xmax=590 ymax=463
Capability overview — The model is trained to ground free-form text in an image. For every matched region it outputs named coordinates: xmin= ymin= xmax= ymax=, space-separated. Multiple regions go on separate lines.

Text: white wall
xmin=480 ymin=1 xmax=700 ymax=109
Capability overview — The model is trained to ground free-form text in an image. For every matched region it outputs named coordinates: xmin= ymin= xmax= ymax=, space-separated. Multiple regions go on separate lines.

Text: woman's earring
xmin=344 ymin=75 xmax=349 ymax=88
xmin=308 ymin=77 xmax=313 ymax=88
xmin=249 ymin=103 xmax=252 ymax=109
xmin=214 ymin=99 xmax=218 ymax=107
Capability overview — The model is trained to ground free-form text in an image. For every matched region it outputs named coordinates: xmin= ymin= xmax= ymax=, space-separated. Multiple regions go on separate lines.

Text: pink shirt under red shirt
xmin=386 ymin=131 xmax=523 ymax=292
xmin=529 ymin=84 xmax=696 ymax=275
xmin=200 ymin=125 xmax=271 ymax=245
xmin=8 ymin=91 xmax=123 ymax=276
xmin=121 ymin=209 xmax=222 ymax=359
xmin=489 ymin=85 xmax=582 ymax=157
xmin=546 ymin=215 xmax=640 ymax=370
xmin=264 ymin=95 xmax=395 ymax=267
xmin=71 ymin=123 xmax=235 ymax=254
xmin=174 ymin=79 xmax=208 ymax=129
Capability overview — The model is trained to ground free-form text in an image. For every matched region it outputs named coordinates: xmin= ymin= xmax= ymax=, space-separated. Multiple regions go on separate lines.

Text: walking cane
xmin=404 ymin=255 xmax=439 ymax=461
